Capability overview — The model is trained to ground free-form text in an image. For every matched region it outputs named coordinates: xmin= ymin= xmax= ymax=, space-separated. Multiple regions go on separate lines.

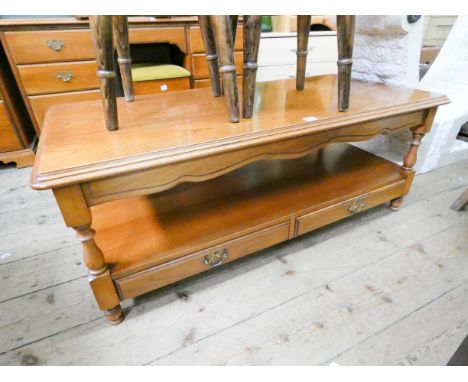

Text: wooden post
xmin=113 ymin=15 xmax=134 ymax=102
xmin=199 ymin=16 xmax=222 ymax=97
xmin=229 ymin=15 xmax=239 ymax=49
xmin=89 ymin=15 xmax=118 ymax=131
xmin=53 ymin=185 xmax=124 ymax=325
xmin=336 ymin=15 xmax=355 ymax=112
xmin=210 ymin=15 xmax=240 ymax=123
xmin=296 ymin=15 xmax=311 ymax=91
xmin=242 ymin=15 xmax=262 ymax=118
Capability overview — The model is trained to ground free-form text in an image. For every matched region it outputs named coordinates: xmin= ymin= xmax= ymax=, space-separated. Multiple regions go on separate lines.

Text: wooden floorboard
xmin=0 ymin=158 xmax=467 ymax=365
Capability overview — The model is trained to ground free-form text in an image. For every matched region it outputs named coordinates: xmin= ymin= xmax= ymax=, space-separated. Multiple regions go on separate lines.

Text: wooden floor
xmin=0 ymin=158 xmax=467 ymax=365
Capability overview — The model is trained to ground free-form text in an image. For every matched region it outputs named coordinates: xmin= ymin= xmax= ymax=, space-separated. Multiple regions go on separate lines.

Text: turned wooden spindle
xmin=242 ymin=15 xmax=262 ymax=118
xmin=199 ymin=16 xmax=222 ymax=97
xmin=89 ymin=15 xmax=118 ymax=131
xmin=112 ymin=15 xmax=134 ymax=102
xmin=336 ymin=15 xmax=355 ymax=112
xmin=229 ymin=15 xmax=238 ymax=48
xmin=296 ymin=15 xmax=311 ymax=91
xmin=210 ymin=15 xmax=240 ymax=123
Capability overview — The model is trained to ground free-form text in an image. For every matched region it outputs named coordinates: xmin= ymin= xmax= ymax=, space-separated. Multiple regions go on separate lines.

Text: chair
xmin=89 ymin=15 xmax=134 ymax=131
xmin=201 ymin=15 xmax=356 ymax=122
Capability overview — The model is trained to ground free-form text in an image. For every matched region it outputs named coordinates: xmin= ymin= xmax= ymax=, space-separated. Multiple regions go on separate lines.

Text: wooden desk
xmin=31 ymin=75 xmax=448 ymax=324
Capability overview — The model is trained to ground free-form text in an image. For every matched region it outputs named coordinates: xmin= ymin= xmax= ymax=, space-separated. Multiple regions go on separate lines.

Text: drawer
xmin=0 ymin=100 xmax=22 ymax=151
xmin=256 ymin=62 xmax=337 ymax=82
xmin=116 ymin=221 xmax=290 ymax=299
xmin=129 ymin=27 xmax=187 ymax=53
xmin=190 ymin=25 xmax=244 ymax=53
xmin=133 ymin=77 xmax=191 ymax=95
xmin=192 ymin=51 xmax=243 ymax=80
xmin=295 ymin=182 xmax=406 ymax=237
xmin=18 ymin=61 xmax=99 ymax=96
xmin=258 ymin=34 xmax=337 ymax=66
xmin=29 ymin=89 xmax=101 ymax=129
xmin=194 ymin=76 xmax=242 ymax=89
xmin=4 ymin=29 xmax=95 ymax=64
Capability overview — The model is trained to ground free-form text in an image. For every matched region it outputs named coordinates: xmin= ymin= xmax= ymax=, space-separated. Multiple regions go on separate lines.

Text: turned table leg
xmin=242 ymin=15 xmax=262 ymax=118
xmin=336 ymin=15 xmax=355 ymax=112
xmin=199 ymin=16 xmax=222 ymax=97
xmin=390 ymin=108 xmax=438 ymax=211
xmin=296 ymin=15 xmax=311 ymax=91
xmin=210 ymin=15 xmax=240 ymax=123
xmin=113 ymin=15 xmax=134 ymax=102
xmin=53 ymin=186 xmax=124 ymax=325
xmin=90 ymin=15 xmax=118 ymax=131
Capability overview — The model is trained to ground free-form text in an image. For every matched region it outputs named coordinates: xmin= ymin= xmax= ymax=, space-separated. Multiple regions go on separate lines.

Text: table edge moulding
xmin=30 ymin=75 xmax=449 ymax=324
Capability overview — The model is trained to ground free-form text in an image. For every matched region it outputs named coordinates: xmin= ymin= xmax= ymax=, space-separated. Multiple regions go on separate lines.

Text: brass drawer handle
xmin=47 ymin=39 xmax=64 ymax=51
xmin=56 ymin=72 xmax=73 ymax=82
xmin=203 ymin=249 xmax=228 ymax=267
xmin=348 ymin=199 xmax=365 ymax=214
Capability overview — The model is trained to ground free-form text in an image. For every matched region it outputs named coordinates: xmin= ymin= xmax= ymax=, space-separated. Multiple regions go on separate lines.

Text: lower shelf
xmin=91 ymin=143 xmax=410 ymax=300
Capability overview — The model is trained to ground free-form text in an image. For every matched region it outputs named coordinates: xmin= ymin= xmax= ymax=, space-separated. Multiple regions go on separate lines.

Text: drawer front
xmin=4 ymin=29 xmax=95 ymax=64
xmin=133 ymin=77 xmax=191 ymax=95
xmin=194 ymin=76 xmax=242 ymax=89
xmin=129 ymin=27 xmax=187 ymax=52
xmin=18 ymin=61 xmax=99 ymax=96
xmin=192 ymin=51 xmax=243 ymax=80
xmin=257 ymin=62 xmax=337 ymax=82
xmin=258 ymin=35 xmax=337 ymax=66
xmin=0 ymin=101 xmax=22 ymax=151
xmin=29 ymin=89 xmax=101 ymax=129
xmin=190 ymin=25 xmax=244 ymax=53
xmin=295 ymin=182 xmax=406 ymax=237
xmin=116 ymin=221 xmax=290 ymax=299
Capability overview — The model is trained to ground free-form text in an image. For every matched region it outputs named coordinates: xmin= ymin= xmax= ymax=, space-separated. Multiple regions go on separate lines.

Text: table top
xmin=31 ymin=75 xmax=449 ymax=190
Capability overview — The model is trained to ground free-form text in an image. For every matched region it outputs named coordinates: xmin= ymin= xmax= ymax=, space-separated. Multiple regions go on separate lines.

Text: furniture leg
xmin=53 ymin=186 xmax=124 ymax=325
xmin=210 ymin=15 xmax=240 ymax=123
xmin=198 ymin=16 xmax=222 ymax=97
xmin=229 ymin=15 xmax=238 ymax=49
xmin=242 ymin=15 xmax=262 ymax=118
xmin=112 ymin=15 xmax=134 ymax=102
xmin=89 ymin=15 xmax=118 ymax=131
xmin=296 ymin=15 xmax=311 ymax=91
xmin=336 ymin=15 xmax=355 ymax=111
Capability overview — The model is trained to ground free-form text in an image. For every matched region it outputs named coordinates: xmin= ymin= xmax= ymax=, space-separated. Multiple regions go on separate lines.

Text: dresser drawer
xmin=257 ymin=62 xmax=337 ymax=82
xmin=18 ymin=61 xmax=99 ymax=96
xmin=190 ymin=25 xmax=243 ymax=53
xmin=4 ymin=29 xmax=95 ymax=64
xmin=29 ymin=89 xmax=101 ymax=129
xmin=133 ymin=77 xmax=191 ymax=95
xmin=192 ymin=51 xmax=243 ymax=80
xmin=0 ymin=100 xmax=22 ymax=151
xmin=116 ymin=221 xmax=290 ymax=299
xmin=258 ymin=34 xmax=337 ymax=66
xmin=295 ymin=182 xmax=406 ymax=237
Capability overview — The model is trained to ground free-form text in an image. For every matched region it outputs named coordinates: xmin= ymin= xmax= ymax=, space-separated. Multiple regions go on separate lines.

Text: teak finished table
xmin=31 ymin=75 xmax=449 ymax=324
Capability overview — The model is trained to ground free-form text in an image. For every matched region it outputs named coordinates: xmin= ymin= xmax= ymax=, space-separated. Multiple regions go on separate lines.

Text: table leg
xmin=199 ymin=16 xmax=222 ymax=97
xmin=113 ymin=15 xmax=134 ymax=102
xmin=53 ymin=185 xmax=124 ymax=325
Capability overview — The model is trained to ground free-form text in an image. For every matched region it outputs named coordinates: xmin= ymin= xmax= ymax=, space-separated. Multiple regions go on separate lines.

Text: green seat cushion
xmin=131 ymin=64 xmax=191 ymax=82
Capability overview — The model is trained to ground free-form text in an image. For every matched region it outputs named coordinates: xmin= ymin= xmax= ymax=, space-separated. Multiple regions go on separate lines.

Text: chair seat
xmin=131 ymin=64 xmax=191 ymax=82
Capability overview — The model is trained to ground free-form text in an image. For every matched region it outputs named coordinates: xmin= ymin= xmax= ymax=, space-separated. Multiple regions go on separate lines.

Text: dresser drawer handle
xmin=47 ymin=39 xmax=64 ymax=51
xmin=203 ymin=249 xmax=228 ymax=267
xmin=348 ymin=199 xmax=366 ymax=214
xmin=56 ymin=72 xmax=73 ymax=82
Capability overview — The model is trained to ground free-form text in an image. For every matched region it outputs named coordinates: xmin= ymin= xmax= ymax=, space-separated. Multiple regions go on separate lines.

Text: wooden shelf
xmin=92 ymin=143 xmax=407 ymax=284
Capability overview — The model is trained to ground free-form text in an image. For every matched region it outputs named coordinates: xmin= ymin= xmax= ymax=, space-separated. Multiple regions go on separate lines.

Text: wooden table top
xmin=31 ymin=75 xmax=449 ymax=190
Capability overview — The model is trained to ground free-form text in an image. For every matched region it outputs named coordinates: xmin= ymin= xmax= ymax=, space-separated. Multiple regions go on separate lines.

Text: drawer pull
xmin=348 ymin=199 xmax=366 ymax=214
xmin=203 ymin=249 xmax=228 ymax=267
xmin=47 ymin=39 xmax=64 ymax=51
xmin=56 ymin=72 xmax=73 ymax=82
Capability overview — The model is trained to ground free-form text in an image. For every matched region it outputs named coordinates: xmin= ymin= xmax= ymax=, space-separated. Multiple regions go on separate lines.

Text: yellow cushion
xmin=131 ymin=64 xmax=191 ymax=82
